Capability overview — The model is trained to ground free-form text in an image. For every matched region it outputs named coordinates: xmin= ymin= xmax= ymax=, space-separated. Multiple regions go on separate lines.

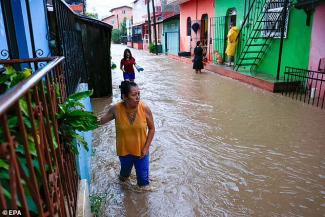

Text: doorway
xmin=200 ymin=14 xmax=208 ymax=46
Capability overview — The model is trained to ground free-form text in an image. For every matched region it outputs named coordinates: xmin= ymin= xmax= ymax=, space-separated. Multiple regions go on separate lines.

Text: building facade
xmin=178 ymin=0 xmax=214 ymax=58
xmin=162 ymin=0 xmax=180 ymax=55
xmin=132 ymin=0 xmax=148 ymax=49
xmin=213 ymin=0 xmax=314 ymax=78
xmin=102 ymin=6 xmax=133 ymax=29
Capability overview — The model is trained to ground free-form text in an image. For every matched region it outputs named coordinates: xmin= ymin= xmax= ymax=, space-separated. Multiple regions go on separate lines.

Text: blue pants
xmin=123 ymin=72 xmax=135 ymax=80
xmin=119 ymin=155 xmax=149 ymax=186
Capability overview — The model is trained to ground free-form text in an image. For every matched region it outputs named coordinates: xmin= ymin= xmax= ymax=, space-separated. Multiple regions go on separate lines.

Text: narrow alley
xmin=91 ymin=44 xmax=325 ymax=217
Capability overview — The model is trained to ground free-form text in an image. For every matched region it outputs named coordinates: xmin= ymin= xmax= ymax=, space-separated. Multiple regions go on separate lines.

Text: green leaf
xmin=16 ymin=137 xmax=37 ymax=157
xmin=19 ymin=99 xmax=29 ymax=117
xmin=18 ymin=158 xmax=30 ymax=178
xmin=26 ymin=194 xmax=38 ymax=214
xmin=4 ymin=66 xmax=16 ymax=76
xmin=2 ymin=187 xmax=11 ymax=200
xmin=55 ymin=83 xmax=61 ymax=97
xmin=51 ymin=127 xmax=59 ymax=149
xmin=0 ymin=171 xmax=9 ymax=180
xmin=0 ymin=159 xmax=9 ymax=170
xmin=8 ymin=116 xmax=18 ymax=129
xmin=73 ymin=133 xmax=89 ymax=151
xmin=67 ymin=90 xmax=93 ymax=102
xmin=0 ymin=74 xmax=10 ymax=85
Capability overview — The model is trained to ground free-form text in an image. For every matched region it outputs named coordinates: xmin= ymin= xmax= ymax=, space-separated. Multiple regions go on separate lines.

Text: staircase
xmin=234 ymin=0 xmax=289 ymax=72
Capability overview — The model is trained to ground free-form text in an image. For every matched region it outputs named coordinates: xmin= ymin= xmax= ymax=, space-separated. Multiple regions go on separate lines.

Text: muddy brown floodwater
xmin=91 ymin=44 xmax=325 ymax=217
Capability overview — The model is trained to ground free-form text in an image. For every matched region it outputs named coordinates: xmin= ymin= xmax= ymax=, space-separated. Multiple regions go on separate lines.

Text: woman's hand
xmin=140 ymin=146 xmax=149 ymax=158
xmin=98 ymin=105 xmax=116 ymax=125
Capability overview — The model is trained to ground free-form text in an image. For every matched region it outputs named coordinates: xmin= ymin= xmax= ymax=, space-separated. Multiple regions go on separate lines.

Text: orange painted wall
xmin=180 ymin=0 xmax=214 ymax=55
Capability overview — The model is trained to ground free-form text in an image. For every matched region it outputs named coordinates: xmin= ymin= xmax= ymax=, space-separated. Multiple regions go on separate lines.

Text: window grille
xmin=262 ymin=1 xmax=289 ymax=38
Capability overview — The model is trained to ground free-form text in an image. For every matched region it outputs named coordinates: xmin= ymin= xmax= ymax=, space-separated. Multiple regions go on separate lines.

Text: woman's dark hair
xmin=196 ymin=41 xmax=201 ymax=47
xmin=119 ymin=81 xmax=138 ymax=99
xmin=123 ymin=49 xmax=133 ymax=60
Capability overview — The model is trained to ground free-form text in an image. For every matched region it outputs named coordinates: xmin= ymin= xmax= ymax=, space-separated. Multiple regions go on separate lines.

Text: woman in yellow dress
xmin=225 ymin=23 xmax=239 ymax=66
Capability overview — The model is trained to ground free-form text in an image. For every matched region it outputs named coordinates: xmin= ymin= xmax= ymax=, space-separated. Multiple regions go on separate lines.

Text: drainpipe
xmin=276 ymin=0 xmax=289 ymax=80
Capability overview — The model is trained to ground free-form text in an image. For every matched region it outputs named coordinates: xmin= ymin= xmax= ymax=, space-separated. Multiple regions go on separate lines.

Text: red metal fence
xmin=0 ymin=57 xmax=79 ymax=216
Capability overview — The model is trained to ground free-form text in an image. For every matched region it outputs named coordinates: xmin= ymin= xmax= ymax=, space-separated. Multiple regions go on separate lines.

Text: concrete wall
xmin=179 ymin=0 xmax=214 ymax=54
xmin=309 ymin=4 xmax=325 ymax=98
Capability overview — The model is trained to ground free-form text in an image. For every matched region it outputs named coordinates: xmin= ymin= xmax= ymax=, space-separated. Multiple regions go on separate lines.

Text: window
xmin=112 ymin=20 xmax=114 ymax=24
xmin=262 ymin=1 xmax=289 ymax=38
xmin=122 ymin=10 xmax=125 ymax=14
xmin=187 ymin=17 xmax=191 ymax=36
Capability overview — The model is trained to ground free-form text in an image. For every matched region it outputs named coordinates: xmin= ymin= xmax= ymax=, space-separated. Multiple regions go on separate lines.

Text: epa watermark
xmin=1 ymin=209 xmax=22 ymax=216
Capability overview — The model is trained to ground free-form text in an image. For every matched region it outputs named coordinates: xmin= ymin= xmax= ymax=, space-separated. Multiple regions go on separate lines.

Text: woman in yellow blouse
xmin=98 ymin=81 xmax=155 ymax=186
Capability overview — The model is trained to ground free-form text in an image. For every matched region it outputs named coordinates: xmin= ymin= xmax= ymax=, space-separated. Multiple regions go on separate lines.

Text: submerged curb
xmin=76 ymin=179 xmax=92 ymax=217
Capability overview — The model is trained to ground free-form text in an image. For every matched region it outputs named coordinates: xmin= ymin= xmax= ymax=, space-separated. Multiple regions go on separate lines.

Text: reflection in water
xmin=91 ymin=45 xmax=325 ymax=217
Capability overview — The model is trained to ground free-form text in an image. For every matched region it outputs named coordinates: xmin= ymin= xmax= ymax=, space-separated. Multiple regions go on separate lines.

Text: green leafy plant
xmin=111 ymin=62 xmax=117 ymax=70
xmin=149 ymin=43 xmax=156 ymax=53
xmin=0 ymin=66 xmax=41 ymax=214
xmin=112 ymin=29 xmax=121 ymax=44
xmin=0 ymin=66 xmax=32 ymax=94
xmin=56 ymin=90 xmax=98 ymax=154
xmin=89 ymin=194 xmax=106 ymax=216
xmin=0 ymin=67 xmax=98 ymax=214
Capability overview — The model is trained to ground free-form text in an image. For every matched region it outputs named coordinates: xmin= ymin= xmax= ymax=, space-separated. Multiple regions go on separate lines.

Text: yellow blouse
xmin=115 ymin=101 xmax=147 ymax=156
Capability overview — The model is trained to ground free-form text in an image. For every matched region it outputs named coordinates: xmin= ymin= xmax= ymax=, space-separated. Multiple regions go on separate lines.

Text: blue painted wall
xmin=0 ymin=3 xmax=9 ymax=60
xmin=76 ymin=83 xmax=93 ymax=184
xmin=30 ymin=0 xmax=51 ymax=57
xmin=162 ymin=18 xmax=180 ymax=55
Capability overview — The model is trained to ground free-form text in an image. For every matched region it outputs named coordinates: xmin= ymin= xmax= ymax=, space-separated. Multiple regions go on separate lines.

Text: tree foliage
xmin=112 ymin=29 xmax=121 ymax=44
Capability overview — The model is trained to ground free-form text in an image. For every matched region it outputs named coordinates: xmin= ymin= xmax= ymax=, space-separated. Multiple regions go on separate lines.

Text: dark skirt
xmin=193 ymin=56 xmax=204 ymax=70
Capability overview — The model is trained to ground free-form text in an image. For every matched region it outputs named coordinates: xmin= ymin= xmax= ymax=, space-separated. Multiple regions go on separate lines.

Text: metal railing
xmin=234 ymin=0 xmax=289 ymax=73
xmin=51 ymin=0 xmax=112 ymax=97
xmin=209 ymin=16 xmax=228 ymax=63
xmin=282 ymin=66 xmax=325 ymax=109
xmin=0 ymin=57 xmax=79 ymax=216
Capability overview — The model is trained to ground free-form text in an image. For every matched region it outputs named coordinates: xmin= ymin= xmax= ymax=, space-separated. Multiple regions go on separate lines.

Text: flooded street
xmin=91 ymin=44 xmax=325 ymax=217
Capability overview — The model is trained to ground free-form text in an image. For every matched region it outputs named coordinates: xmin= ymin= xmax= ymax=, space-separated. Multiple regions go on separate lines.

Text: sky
xmin=87 ymin=0 xmax=134 ymax=19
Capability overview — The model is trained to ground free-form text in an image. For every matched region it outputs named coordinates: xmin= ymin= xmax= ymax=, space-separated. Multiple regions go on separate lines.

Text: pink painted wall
xmin=179 ymin=0 xmax=214 ymax=55
xmin=102 ymin=16 xmax=118 ymax=29
xmin=102 ymin=7 xmax=133 ymax=29
xmin=309 ymin=4 xmax=325 ymax=99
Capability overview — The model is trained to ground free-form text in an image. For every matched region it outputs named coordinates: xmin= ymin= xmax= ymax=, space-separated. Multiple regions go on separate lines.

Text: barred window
xmin=262 ymin=1 xmax=289 ymax=38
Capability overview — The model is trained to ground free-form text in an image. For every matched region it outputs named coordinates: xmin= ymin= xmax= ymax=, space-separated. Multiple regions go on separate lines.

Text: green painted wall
xmin=162 ymin=18 xmax=180 ymax=54
xmin=256 ymin=9 xmax=312 ymax=77
xmin=215 ymin=0 xmax=245 ymax=26
xmin=214 ymin=0 xmax=312 ymax=78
